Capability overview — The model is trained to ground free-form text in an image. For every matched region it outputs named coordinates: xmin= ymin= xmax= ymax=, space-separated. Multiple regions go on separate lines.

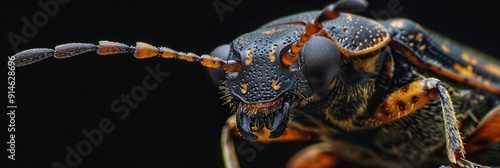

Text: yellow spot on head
xmin=245 ymin=48 xmax=252 ymax=66
xmin=346 ymin=14 xmax=353 ymax=22
xmin=269 ymin=45 xmax=277 ymax=62
xmin=262 ymin=28 xmax=286 ymax=35
xmin=271 ymin=79 xmax=281 ymax=90
xmin=241 ymin=83 xmax=248 ymax=94
xmin=390 ymin=20 xmax=405 ymax=28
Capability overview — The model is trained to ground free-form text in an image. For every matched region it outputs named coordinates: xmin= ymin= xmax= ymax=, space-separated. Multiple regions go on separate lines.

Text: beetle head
xmin=208 ymin=25 xmax=341 ymax=140
xmin=205 ymin=0 xmax=369 ymax=140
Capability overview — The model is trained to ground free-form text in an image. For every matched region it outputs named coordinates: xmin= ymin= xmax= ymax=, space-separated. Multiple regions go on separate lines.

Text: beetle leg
xmin=356 ymin=78 xmax=470 ymax=165
xmin=286 ymin=142 xmax=339 ymax=168
xmin=221 ymin=121 xmax=240 ymax=168
xmin=221 ymin=115 xmax=315 ymax=168
xmin=457 ymin=158 xmax=489 ymax=168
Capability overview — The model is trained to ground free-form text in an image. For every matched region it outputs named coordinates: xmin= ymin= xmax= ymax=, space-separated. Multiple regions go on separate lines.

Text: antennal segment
xmin=12 ymin=40 xmax=241 ymax=72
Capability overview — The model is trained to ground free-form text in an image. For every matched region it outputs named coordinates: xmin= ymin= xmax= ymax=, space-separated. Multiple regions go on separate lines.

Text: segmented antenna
xmin=281 ymin=0 xmax=368 ymax=68
xmin=13 ymin=41 xmax=242 ymax=72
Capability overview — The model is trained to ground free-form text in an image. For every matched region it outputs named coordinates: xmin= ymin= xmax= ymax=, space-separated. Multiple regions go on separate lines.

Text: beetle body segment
xmin=383 ymin=18 xmax=500 ymax=95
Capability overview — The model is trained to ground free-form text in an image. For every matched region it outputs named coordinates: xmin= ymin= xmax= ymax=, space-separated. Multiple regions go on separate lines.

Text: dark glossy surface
xmin=3 ymin=0 xmax=499 ymax=167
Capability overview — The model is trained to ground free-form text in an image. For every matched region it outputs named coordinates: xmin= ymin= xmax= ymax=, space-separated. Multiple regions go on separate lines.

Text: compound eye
xmin=207 ymin=44 xmax=233 ymax=86
xmin=302 ymin=36 xmax=341 ymax=98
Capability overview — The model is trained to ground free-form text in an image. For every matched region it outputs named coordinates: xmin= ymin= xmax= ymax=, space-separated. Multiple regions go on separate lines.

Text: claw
xmin=236 ymin=107 xmax=258 ymax=140
xmin=269 ymin=101 xmax=291 ymax=139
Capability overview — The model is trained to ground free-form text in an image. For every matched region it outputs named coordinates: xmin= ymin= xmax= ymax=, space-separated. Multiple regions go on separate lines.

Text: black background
xmin=3 ymin=0 xmax=499 ymax=168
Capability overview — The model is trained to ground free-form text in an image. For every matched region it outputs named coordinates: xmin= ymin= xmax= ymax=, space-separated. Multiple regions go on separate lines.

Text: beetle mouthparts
xmin=235 ymin=96 xmax=293 ymax=140
xmin=241 ymin=98 xmax=281 ymax=113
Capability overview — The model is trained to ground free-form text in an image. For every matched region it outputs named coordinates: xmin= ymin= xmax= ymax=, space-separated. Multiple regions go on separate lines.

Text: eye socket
xmin=227 ymin=48 xmax=241 ymax=79
xmin=228 ymin=71 xmax=239 ymax=79
xmin=228 ymin=45 xmax=242 ymax=63
xmin=278 ymin=43 xmax=296 ymax=70
xmin=207 ymin=44 xmax=232 ymax=86
xmin=278 ymin=44 xmax=292 ymax=57
xmin=302 ymin=36 xmax=341 ymax=98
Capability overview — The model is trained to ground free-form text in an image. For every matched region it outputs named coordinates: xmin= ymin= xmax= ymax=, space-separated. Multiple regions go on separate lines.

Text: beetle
xmin=8 ymin=0 xmax=500 ymax=167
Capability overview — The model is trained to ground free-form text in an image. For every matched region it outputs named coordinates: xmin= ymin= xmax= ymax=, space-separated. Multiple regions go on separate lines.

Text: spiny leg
xmin=221 ymin=115 xmax=315 ymax=168
xmin=356 ymin=78 xmax=486 ymax=167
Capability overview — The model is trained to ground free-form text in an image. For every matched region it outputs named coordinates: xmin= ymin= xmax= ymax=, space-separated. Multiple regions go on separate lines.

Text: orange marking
xmin=460 ymin=52 xmax=500 ymax=77
xmin=269 ymin=45 xmax=277 ymax=62
xmin=286 ymin=144 xmax=339 ymax=168
xmin=240 ymin=83 xmax=248 ymax=94
xmin=388 ymin=41 xmax=500 ymax=95
xmin=407 ymin=34 xmax=415 ymax=40
xmin=465 ymin=107 xmax=500 ymax=153
xmin=227 ymin=118 xmax=311 ymax=143
xmin=372 ymin=79 xmax=439 ymax=125
xmin=262 ymin=28 xmax=286 ymax=35
xmin=390 ymin=20 xmax=405 ymax=28
xmin=346 ymin=13 xmax=353 ymax=22
xmin=441 ymin=44 xmax=450 ymax=54
xmin=418 ymin=44 xmax=426 ymax=51
xmin=484 ymin=63 xmax=500 ymax=77
xmin=460 ymin=52 xmax=475 ymax=65
xmin=453 ymin=63 xmax=477 ymax=78
xmin=245 ymin=48 xmax=252 ymax=66
xmin=415 ymin=33 xmax=423 ymax=41
xmin=251 ymin=127 xmax=311 ymax=143
xmin=271 ymin=79 xmax=281 ymax=90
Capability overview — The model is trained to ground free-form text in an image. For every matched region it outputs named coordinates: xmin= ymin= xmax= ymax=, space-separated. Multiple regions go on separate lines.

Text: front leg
xmin=221 ymin=115 xmax=317 ymax=168
xmin=357 ymin=78 xmax=480 ymax=167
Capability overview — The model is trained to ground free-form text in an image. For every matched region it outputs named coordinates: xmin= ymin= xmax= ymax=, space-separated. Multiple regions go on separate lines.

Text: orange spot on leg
xmin=369 ymin=78 xmax=440 ymax=125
